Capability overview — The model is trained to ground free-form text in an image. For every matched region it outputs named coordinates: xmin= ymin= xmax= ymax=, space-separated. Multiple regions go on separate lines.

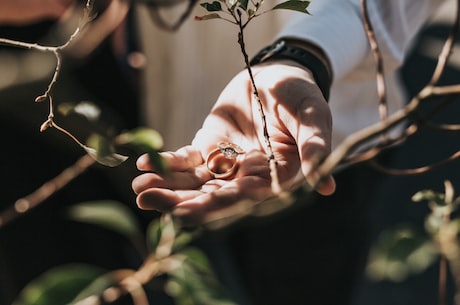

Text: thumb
xmin=314 ymin=175 xmax=336 ymax=196
xmin=297 ymin=129 xmax=336 ymax=196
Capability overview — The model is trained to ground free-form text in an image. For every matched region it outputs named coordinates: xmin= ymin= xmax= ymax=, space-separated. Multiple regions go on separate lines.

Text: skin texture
xmin=0 ymin=0 xmax=74 ymax=25
xmin=132 ymin=60 xmax=336 ymax=224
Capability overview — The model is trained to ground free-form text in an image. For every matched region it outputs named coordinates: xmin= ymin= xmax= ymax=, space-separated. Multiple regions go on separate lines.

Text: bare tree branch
xmin=368 ymin=149 xmax=460 ymax=175
xmin=0 ymin=154 xmax=96 ymax=228
xmin=361 ymin=0 xmax=388 ymax=125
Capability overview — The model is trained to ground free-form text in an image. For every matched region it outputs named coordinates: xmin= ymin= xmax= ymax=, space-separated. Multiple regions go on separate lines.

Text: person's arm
xmin=276 ymin=0 xmax=444 ymax=82
xmin=132 ymin=59 xmax=335 ymax=224
xmin=132 ymin=0 xmax=444 ymax=224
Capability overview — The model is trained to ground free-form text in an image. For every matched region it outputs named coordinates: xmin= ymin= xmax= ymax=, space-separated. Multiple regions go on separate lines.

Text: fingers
xmin=299 ymin=142 xmax=336 ymax=196
xmin=136 ymin=145 xmax=204 ymax=172
xmin=136 ymin=188 xmax=181 ymax=211
xmin=133 ymin=145 xmax=214 ymax=212
xmin=136 ymin=188 xmax=210 ymax=211
xmin=314 ymin=175 xmax=336 ymax=196
xmin=256 ymin=62 xmax=335 ymax=196
xmin=172 ymin=176 xmax=270 ymax=224
xmin=132 ymin=164 xmax=212 ymax=195
xmin=133 ymin=149 xmax=274 ymax=225
xmin=132 ymin=63 xmax=338 ymax=227
xmin=172 ymin=185 xmax=243 ymax=224
xmin=135 ymin=176 xmax=267 ymax=224
xmin=293 ymin=105 xmax=335 ymax=196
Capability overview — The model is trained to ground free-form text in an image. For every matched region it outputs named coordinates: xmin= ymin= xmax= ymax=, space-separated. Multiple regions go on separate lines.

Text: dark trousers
xmin=204 ymin=164 xmax=384 ymax=305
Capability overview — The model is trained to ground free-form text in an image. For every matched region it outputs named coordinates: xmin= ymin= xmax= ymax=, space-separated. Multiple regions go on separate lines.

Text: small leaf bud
xmin=35 ymin=94 xmax=48 ymax=103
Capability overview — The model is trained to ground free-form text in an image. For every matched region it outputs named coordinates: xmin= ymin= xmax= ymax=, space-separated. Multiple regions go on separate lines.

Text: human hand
xmin=0 ymin=0 xmax=74 ymax=25
xmin=132 ymin=60 xmax=336 ymax=224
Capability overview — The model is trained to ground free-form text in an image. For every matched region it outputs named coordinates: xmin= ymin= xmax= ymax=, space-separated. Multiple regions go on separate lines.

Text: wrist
xmin=250 ymin=39 xmax=332 ymax=101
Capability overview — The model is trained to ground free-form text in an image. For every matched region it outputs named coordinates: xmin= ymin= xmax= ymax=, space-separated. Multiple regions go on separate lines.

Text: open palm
xmin=132 ymin=61 xmax=335 ymax=224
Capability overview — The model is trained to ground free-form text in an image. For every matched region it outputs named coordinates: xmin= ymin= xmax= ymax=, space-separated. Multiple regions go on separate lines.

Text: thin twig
xmin=0 ymin=0 xmax=95 ymax=142
xmin=439 ymin=256 xmax=448 ymax=305
xmin=0 ymin=154 xmax=96 ymax=228
xmin=361 ymin=0 xmax=388 ymax=124
xmin=429 ymin=0 xmax=460 ymax=86
xmin=315 ymin=7 xmax=460 ymax=185
xmin=229 ymin=7 xmax=281 ymax=194
xmin=368 ymin=149 xmax=460 ymax=175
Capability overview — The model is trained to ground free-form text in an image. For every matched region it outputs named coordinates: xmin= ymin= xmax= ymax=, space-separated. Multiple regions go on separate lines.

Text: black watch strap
xmin=250 ymin=40 xmax=331 ymax=100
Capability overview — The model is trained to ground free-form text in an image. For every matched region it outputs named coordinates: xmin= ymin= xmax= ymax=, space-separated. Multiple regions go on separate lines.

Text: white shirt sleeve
xmin=278 ymin=0 xmax=445 ymax=82
xmin=278 ymin=0 xmax=447 ymax=148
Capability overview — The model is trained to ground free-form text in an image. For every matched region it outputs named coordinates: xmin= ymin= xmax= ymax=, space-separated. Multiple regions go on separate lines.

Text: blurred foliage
xmin=166 ymin=248 xmax=238 ymax=305
xmin=117 ymin=127 xmax=168 ymax=174
xmin=84 ymin=133 xmax=129 ymax=167
xmin=12 ymin=264 xmax=106 ymax=305
xmin=367 ymin=181 xmax=460 ymax=284
xmin=67 ymin=200 xmax=146 ymax=254
xmin=56 ymin=97 xmax=166 ymax=169
xmin=79 ymin=125 xmax=165 ymax=169
xmin=367 ymin=225 xmax=438 ymax=282
xmin=13 ymin=203 xmax=235 ymax=305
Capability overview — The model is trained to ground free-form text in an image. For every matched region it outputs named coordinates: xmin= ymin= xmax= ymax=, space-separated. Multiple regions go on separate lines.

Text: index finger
xmin=136 ymin=145 xmax=204 ymax=172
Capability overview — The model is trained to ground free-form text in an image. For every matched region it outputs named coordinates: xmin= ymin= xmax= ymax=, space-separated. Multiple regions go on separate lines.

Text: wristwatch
xmin=250 ymin=40 xmax=331 ymax=101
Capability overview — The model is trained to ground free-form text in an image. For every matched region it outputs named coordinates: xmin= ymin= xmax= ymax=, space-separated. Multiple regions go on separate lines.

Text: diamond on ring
xmin=217 ymin=142 xmax=244 ymax=159
xmin=205 ymin=142 xmax=245 ymax=179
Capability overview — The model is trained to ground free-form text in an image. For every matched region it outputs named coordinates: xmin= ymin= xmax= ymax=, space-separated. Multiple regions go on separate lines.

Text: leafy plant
xmin=367 ymin=180 xmax=460 ymax=304
xmin=13 ymin=203 xmax=234 ymax=305
xmin=5 ymin=0 xmax=460 ymax=304
xmin=11 ymin=264 xmax=107 ymax=305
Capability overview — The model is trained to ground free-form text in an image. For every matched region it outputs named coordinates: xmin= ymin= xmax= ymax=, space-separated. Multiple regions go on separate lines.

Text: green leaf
xmin=179 ymin=247 xmax=212 ymax=273
xmin=272 ymin=0 xmax=310 ymax=14
xmin=195 ymin=13 xmax=222 ymax=21
xmin=83 ymin=145 xmax=128 ymax=167
xmin=148 ymin=150 xmax=169 ymax=174
xmin=366 ymin=225 xmax=438 ymax=282
xmin=200 ymin=1 xmax=222 ymax=12
xmin=58 ymin=101 xmax=101 ymax=122
xmin=12 ymin=264 xmax=105 ymax=305
xmin=116 ymin=128 xmax=167 ymax=173
xmin=146 ymin=214 xmax=176 ymax=254
xmin=238 ymin=0 xmax=249 ymax=10
xmin=146 ymin=214 xmax=179 ymax=258
xmin=412 ymin=189 xmax=445 ymax=206
xmin=166 ymin=248 xmax=238 ymax=305
xmin=146 ymin=215 xmax=200 ymax=256
xmin=173 ymin=228 xmax=202 ymax=252
xmin=146 ymin=217 xmax=163 ymax=253
xmin=86 ymin=133 xmax=113 ymax=158
xmin=83 ymin=133 xmax=128 ymax=167
xmin=117 ymin=127 xmax=164 ymax=151
xmin=67 ymin=200 xmax=143 ymax=242
xmin=71 ymin=269 xmax=136 ymax=304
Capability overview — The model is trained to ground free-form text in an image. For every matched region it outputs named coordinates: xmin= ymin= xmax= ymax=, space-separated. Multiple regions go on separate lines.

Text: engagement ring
xmin=206 ymin=142 xmax=245 ymax=179
xmin=217 ymin=142 xmax=245 ymax=159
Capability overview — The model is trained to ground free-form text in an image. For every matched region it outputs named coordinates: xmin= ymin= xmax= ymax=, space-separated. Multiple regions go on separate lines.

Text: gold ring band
xmin=206 ymin=142 xmax=244 ymax=179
